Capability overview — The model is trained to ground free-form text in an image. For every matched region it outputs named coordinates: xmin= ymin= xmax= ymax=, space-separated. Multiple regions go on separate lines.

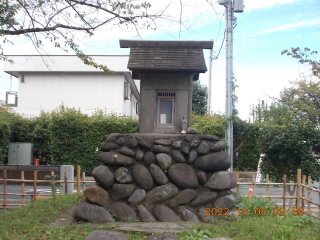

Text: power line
xmin=213 ymin=29 xmax=226 ymax=60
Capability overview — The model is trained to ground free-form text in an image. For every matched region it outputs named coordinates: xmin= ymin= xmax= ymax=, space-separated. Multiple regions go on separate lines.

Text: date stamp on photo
xmin=205 ymin=207 xmax=304 ymax=216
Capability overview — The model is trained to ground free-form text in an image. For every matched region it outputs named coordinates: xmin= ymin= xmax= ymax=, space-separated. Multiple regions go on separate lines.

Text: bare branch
xmin=65 ymin=0 xmax=93 ymax=28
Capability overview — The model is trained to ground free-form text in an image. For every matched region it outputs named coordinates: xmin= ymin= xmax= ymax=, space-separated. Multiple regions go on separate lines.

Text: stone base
xmin=73 ymin=133 xmax=241 ymax=223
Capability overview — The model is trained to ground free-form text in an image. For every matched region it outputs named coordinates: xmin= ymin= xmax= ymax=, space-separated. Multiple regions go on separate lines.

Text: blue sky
xmin=1 ymin=0 xmax=319 ymax=120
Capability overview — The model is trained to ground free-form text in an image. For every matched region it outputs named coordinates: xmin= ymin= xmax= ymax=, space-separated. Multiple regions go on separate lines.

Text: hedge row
xmin=0 ymin=105 xmax=138 ymax=174
xmin=1 ymin=104 xmax=261 ymax=174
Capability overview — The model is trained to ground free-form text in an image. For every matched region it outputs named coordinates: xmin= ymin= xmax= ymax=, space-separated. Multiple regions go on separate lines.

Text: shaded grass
xmin=0 ymin=194 xmax=319 ymax=239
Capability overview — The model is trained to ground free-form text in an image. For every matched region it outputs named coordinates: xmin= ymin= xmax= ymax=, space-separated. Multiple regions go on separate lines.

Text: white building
xmin=3 ymin=55 xmax=140 ymax=117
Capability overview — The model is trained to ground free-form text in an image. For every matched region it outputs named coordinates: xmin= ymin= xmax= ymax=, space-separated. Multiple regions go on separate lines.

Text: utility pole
xmin=207 ymin=43 xmax=213 ymax=115
xmin=225 ymin=0 xmax=234 ymax=172
xmin=218 ymin=0 xmax=244 ymax=172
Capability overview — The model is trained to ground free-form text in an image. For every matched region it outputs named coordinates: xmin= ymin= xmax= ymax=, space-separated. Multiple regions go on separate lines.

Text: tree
xmin=192 ymin=81 xmax=207 ymax=115
xmin=278 ymin=47 xmax=320 ymax=122
xmin=279 ymin=78 xmax=320 ymax=123
xmin=250 ymin=100 xmax=293 ymax=125
xmin=232 ymin=116 xmax=260 ymax=171
xmin=259 ymin=121 xmax=320 ymax=207
xmin=0 ymin=0 xmax=166 ymax=71
xmin=281 ymin=47 xmax=320 ymax=78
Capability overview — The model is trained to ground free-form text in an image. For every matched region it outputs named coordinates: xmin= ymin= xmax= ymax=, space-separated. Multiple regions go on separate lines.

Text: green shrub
xmin=32 ymin=111 xmax=53 ymax=164
xmin=0 ymin=110 xmax=11 ymax=163
xmin=0 ymin=104 xmax=26 ymax=163
xmin=49 ymin=106 xmax=138 ymax=174
xmin=0 ymin=104 xmax=138 ymax=174
xmin=237 ymin=196 xmax=278 ymax=216
xmin=192 ymin=113 xmax=227 ymax=139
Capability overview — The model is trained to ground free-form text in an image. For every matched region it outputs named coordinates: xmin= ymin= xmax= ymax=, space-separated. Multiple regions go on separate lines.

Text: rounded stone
xmin=136 ymin=150 xmax=144 ymax=161
xmin=218 ymin=189 xmax=233 ymax=198
xmin=171 ymin=141 xmax=182 ymax=149
xmin=154 ymin=145 xmax=170 ymax=153
xmin=144 ymin=151 xmax=156 ymax=166
xmin=196 ymin=171 xmax=207 ymax=184
xmin=154 ymin=205 xmax=181 ymax=222
xmin=149 ymin=163 xmax=169 ymax=185
xmin=181 ymin=146 xmax=190 ymax=155
xmin=92 ymin=165 xmax=114 ymax=189
xmin=167 ymin=164 xmax=199 ymax=189
xmin=156 ymin=153 xmax=172 ymax=171
xmin=171 ymin=150 xmax=186 ymax=163
xmin=190 ymin=191 xmax=218 ymax=207
xmin=139 ymin=140 xmax=152 ymax=150
xmin=98 ymin=152 xmax=134 ymax=166
xmin=128 ymin=138 xmax=138 ymax=148
xmin=188 ymin=150 xmax=198 ymax=164
xmin=137 ymin=205 xmax=157 ymax=222
xmin=117 ymin=137 xmax=127 ymax=146
xmin=184 ymin=134 xmax=194 ymax=142
xmin=84 ymin=184 xmax=110 ymax=208
xmin=187 ymin=127 xmax=199 ymax=134
xmin=154 ymin=139 xmax=172 ymax=146
xmin=214 ymin=193 xmax=242 ymax=209
xmin=198 ymin=207 xmax=216 ymax=223
xmin=168 ymin=189 xmax=197 ymax=208
xmin=106 ymin=133 xmax=120 ymax=142
xmin=209 ymin=141 xmax=226 ymax=152
xmin=197 ymin=141 xmax=210 ymax=155
xmin=176 ymin=206 xmax=200 ymax=223
xmin=111 ymin=183 xmax=135 ymax=200
xmin=119 ymin=147 xmax=136 ymax=157
xmin=146 ymin=233 xmax=179 ymax=240
xmin=101 ymin=142 xmax=118 ymax=152
xmin=128 ymin=189 xmax=146 ymax=205
xmin=132 ymin=164 xmax=154 ymax=190
xmin=85 ymin=230 xmax=129 ymax=240
xmin=73 ymin=202 xmax=113 ymax=223
xmin=110 ymin=203 xmax=137 ymax=222
xmin=190 ymin=138 xmax=200 ymax=148
xmin=205 ymin=171 xmax=237 ymax=190
xmin=114 ymin=167 xmax=133 ymax=184
xmin=194 ymin=151 xmax=231 ymax=172
xmin=145 ymin=184 xmax=179 ymax=204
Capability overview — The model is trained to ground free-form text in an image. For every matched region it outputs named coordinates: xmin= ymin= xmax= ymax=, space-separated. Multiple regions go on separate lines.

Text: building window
xmin=124 ymin=82 xmax=129 ymax=100
xmin=6 ymin=91 xmax=18 ymax=107
xmin=157 ymin=90 xmax=175 ymax=125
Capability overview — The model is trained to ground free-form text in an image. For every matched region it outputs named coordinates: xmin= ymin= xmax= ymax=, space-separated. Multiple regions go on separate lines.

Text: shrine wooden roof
xmin=119 ymin=40 xmax=213 ymax=73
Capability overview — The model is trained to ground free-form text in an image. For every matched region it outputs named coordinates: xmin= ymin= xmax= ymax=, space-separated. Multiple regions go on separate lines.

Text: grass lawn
xmin=0 ymin=193 xmax=319 ymax=240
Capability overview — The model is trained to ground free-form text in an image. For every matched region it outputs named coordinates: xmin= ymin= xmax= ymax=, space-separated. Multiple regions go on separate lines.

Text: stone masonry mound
xmin=73 ymin=133 xmax=241 ymax=223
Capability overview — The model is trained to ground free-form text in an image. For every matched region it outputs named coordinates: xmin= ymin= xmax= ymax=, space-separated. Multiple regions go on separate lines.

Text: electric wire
xmin=213 ymin=29 xmax=226 ymax=60
xmin=212 ymin=5 xmax=227 ymax=60
xmin=212 ymin=9 xmax=237 ymax=60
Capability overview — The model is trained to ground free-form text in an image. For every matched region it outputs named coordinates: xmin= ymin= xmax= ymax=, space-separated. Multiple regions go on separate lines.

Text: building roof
xmin=119 ymin=40 xmax=213 ymax=74
xmin=3 ymin=55 xmax=130 ymax=76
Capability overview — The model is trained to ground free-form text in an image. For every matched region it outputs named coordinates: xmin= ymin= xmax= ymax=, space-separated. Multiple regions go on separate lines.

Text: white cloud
xmin=243 ymin=0 xmax=302 ymax=11
xmin=260 ymin=19 xmax=320 ymax=35
xmin=247 ymin=38 xmax=257 ymax=42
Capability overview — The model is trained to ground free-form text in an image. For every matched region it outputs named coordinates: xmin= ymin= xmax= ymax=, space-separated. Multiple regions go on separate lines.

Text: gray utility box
xmin=8 ymin=142 xmax=34 ymax=165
